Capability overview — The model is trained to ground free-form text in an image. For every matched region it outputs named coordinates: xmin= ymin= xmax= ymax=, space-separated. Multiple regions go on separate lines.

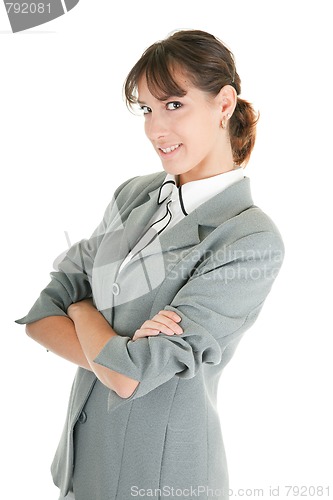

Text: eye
xmin=166 ymin=101 xmax=183 ymax=111
xmin=140 ymin=105 xmax=152 ymax=115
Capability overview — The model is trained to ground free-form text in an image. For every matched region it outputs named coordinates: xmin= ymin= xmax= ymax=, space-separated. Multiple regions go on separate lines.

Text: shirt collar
xmin=157 ymin=175 xmax=177 ymax=204
xmin=158 ymin=168 xmax=245 ymax=215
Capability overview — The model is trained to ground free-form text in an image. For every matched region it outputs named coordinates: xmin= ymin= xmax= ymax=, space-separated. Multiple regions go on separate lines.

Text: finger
xmin=142 ymin=319 xmax=181 ymax=336
xmin=133 ymin=321 xmax=180 ymax=339
xmin=142 ymin=321 xmax=175 ymax=336
xmin=140 ymin=312 xmax=182 ymax=332
xmin=151 ymin=314 xmax=183 ymax=334
xmin=158 ymin=310 xmax=182 ymax=322
xmin=133 ymin=328 xmax=160 ymax=340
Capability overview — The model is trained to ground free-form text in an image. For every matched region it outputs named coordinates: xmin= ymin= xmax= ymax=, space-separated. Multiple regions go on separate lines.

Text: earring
xmin=221 ymin=113 xmax=232 ymax=129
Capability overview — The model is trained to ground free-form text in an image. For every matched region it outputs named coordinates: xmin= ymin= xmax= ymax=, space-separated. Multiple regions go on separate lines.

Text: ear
xmin=216 ymin=84 xmax=237 ymax=118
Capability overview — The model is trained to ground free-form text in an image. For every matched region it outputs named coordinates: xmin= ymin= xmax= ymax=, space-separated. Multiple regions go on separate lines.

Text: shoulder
xmin=221 ymin=204 xmax=285 ymax=259
xmin=196 ymin=179 xmax=285 ymax=273
xmin=222 ymin=207 xmax=285 ymax=280
xmin=239 ymin=205 xmax=284 ymax=241
xmin=239 ymin=207 xmax=285 ymax=267
xmin=197 ymin=177 xmax=284 ymax=255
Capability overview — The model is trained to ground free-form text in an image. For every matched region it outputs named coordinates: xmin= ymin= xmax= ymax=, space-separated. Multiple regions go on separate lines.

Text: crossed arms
xmin=26 ymin=302 xmax=183 ymax=399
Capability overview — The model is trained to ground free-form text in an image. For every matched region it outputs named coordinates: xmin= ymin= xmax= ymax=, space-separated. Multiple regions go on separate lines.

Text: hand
xmin=132 ymin=310 xmax=183 ymax=341
xmin=67 ymin=298 xmax=95 ymax=320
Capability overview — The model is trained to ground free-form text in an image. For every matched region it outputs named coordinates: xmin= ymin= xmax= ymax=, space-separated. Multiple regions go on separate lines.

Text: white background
xmin=1 ymin=0 xmax=332 ymax=498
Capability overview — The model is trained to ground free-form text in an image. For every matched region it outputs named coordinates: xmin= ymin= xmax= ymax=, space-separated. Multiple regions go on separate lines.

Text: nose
xmin=145 ymin=112 xmax=169 ymax=142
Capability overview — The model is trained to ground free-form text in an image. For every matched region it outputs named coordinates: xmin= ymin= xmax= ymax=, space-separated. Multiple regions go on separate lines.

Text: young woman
xmin=16 ymin=29 xmax=284 ymax=500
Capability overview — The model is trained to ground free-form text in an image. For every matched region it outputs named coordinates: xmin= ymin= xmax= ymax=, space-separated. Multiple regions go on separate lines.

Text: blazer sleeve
xmin=94 ymin=229 xmax=285 ymax=409
xmin=15 ymin=177 xmax=136 ymax=325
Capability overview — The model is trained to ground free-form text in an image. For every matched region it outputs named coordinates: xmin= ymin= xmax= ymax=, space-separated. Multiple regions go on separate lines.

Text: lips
xmin=158 ymin=143 xmax=182 ymax=155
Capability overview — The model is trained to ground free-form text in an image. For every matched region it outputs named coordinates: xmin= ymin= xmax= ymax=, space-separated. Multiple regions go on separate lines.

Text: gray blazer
xmin=16 ymin=172 xmax=284 ymax=499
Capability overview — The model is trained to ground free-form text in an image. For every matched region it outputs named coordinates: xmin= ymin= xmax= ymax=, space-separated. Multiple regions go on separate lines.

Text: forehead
xmin=139 ymin=72 xmax=198 ymax=99
xmin=137 ymin=68 xmax=190 ymax=101
xmin=137 ymin=75 xmax=213 ymax=107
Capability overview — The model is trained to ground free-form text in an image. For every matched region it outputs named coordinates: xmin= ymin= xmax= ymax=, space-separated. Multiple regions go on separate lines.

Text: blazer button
xmin=78 ymin=411 xmax=87 ymax=424
xmin=112 ymin=283 xmax=120 ymax=295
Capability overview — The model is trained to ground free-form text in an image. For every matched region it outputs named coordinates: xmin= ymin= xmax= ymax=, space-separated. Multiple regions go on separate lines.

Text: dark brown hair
xmin=124 ymin=29 xmax=259 ymax=167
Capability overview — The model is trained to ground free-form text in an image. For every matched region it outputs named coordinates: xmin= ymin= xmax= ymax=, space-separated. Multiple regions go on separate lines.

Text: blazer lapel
xmin=119 ymin=180 xmax=162 ymax=257
xmin=159 ymin=211 xmax=201 ymax=251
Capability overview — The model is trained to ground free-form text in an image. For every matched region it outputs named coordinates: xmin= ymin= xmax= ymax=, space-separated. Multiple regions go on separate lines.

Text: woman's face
xmin=137 ymin=73 xmax=234 ymax=185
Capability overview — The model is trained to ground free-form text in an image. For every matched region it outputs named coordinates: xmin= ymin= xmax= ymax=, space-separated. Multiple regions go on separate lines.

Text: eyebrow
xmin=137 ymin=96 xmax=182 ymax=105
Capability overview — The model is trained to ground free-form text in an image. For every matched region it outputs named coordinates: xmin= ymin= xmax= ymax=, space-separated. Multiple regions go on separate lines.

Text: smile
xmin=159 ymin=144 xmax=182 ymax=154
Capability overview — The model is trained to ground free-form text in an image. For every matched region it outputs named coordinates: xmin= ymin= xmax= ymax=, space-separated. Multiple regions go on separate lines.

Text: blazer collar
xmin=195 ymin=176 xmax=253 ymax=228
xmin=157 ymin=168 xmax=245 ymax=218
xmin=157 ymin=176 xmax=253 ymax=253
xmin=152 ymin=175 xmax=253 ymax=229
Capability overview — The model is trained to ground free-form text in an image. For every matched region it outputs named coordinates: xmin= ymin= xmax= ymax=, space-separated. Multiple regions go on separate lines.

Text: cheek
xmin=187 ymin=119 xmax=212 ymax=148
xmin=185 ymin=110 xmax=214 ymax=138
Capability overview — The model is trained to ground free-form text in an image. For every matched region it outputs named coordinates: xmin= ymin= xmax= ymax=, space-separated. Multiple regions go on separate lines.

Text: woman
xmin=16 ymin=30 xmax=284 ymax=500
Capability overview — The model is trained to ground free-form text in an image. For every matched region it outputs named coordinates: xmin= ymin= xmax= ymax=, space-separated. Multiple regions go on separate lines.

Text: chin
xmin=161 ymin=164 xmax=188 ymax=176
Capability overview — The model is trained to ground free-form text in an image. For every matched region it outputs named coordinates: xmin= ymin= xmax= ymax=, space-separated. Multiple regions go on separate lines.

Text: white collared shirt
xmin=118 ymin=168 xmax=245 ymax=273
